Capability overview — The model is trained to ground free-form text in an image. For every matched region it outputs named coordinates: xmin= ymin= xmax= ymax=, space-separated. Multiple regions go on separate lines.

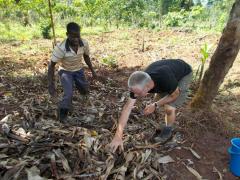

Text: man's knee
xmin=63 ymin=90 xmax=73 ymax=103
xmin=164 ymin=105 xmax=176 ymax=116
xmin=64 ymin=90 xmax=73 ymax=100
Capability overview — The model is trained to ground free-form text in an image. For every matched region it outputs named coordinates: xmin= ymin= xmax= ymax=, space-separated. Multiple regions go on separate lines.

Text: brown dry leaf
xmin=184 ymin=147 xmax=201 ymax=160
xmin=133 ymin=164 xmax=144 ymax=179
xmin=93 ymin=139 xmax=101 ymax=152
xmin=133 ymin=166 xmax=138 ymax=179
xmin=83 ymin=134 xmax=96 ymax=148
xmin=15 ymin=127 xmax=28 ymax=138
xmin=50 ymin=128 xmax=70 ymax=134
xmin=101 ymin=154 xmax=115 ymax=180
xmin=53 ymin=149 xmax=72 ymax=173
xmin=0 ymin=154 xmax=8 ymax=159
xmin=115 ymin=166 xmax=127 ymax=180
xmin=0 ymin=114 xmax=12 ymax=123
xmin=1 ymin=123 xmax=10 ymax=134
xmin=142 ymin=174 xmax=154 ymax=180
xmin=124 ymin=151 xmax=135 ymax=164
xmin=26 ymin=166 xmax=47 ymax=180
xmin=158 ymin=155 xmax=175 ymax=164
xmin=185 ymin=165 xmax=203 ymax=180
xmin=2 ymin=161 xmax=27 ymax=180
xmin=141 ymin=149 xmax=152 ymax=163
xmin=189 ymin=148 xmax=201 ymax=160
xmin=50 ymin=153 xmax=59 ymax=179
xmin=213 ymin=166 xmax=223 ymax=180
xmin=137 ymin=168 xmax=145 ymax=179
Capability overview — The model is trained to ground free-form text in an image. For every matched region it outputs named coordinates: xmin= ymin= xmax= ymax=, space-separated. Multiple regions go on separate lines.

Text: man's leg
xmin=59 ymin=70 xmax=73 ymax=122
xmin=164 ymin=104 xmax=176 ymax=126
xmin=73 ymin=69 xmax=89 ymax=95
xmin=154 ymin=104 xmax=175 ymax=143
xmin=154 ymin=73 xmax=192 ymax=143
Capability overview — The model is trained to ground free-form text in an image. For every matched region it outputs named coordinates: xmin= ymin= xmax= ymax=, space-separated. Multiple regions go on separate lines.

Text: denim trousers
xmin=58 ymin=69 xmax=89 ymax=109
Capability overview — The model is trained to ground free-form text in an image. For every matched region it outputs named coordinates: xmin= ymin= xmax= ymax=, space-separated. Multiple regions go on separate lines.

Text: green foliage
xmin=0 ymin=0 xmax=235 ymax=40
xmin=189 ymin=6 xmax=205 ymax=18
xmin=195 ymin=43 xmax=211 ymax=85
xmin=163 ymin=10 xmax=187 ymax=27
xmin=40 ymin=21 xmax=52 ymax=39
xmin=100 ymin=56 xmax=118 ymax=68
xmin=200 ymin=43 xmax=210 ymax=64
xmin=0 ymin=22 xmax=41 ymax=41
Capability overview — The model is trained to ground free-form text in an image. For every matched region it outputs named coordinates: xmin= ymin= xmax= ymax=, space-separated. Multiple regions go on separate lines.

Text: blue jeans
xmin=58 ymin=69 xmax=89 ymax=109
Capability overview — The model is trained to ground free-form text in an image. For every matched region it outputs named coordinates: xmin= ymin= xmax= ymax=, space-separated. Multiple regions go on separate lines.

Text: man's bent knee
xmin=164 ymin=105 xmax=176 ymax=115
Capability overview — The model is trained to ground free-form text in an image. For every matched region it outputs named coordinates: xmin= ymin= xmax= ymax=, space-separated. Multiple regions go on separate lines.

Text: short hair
xmin=128 ymin=71 xmax=151 ymax=90
xmin=67 ymin=22 xmax=80 ymax=33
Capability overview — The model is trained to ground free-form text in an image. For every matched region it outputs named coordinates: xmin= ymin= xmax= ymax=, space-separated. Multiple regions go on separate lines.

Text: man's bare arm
xmin=109 ymin=98 xmax=136 ymax=152
xmin=48 ymin=61 xmax=57 ymax=96
xmin=115 ymin=98 xmax=136 ymax=137
xmin=156 ymin=88 xmax=180 ymax=106
xmin=83 ymin=54 xmax=96 ymax=76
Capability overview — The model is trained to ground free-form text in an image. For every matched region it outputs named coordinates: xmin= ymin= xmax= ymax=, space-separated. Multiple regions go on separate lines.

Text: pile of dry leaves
xmin=0 ymin=79 xmax=212 ymax=180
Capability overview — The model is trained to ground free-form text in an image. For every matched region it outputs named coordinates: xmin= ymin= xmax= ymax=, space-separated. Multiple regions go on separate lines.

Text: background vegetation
xmin=0 ymin=0 xmax=234 ymax=41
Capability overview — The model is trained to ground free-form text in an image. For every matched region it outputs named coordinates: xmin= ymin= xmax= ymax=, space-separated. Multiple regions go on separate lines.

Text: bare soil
xmin=0 ymin=29 xmax=239 ymax=179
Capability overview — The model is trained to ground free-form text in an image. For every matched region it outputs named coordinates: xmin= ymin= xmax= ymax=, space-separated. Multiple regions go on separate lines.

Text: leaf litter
xmin=0 ymin=37 xmax=226 ymax=180
xmin=0 ymin=74 xmax=214 ymax=179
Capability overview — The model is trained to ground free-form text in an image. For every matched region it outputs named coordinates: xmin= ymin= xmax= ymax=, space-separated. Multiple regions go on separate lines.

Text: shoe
xmin=58 ymin=108 xmax=69 ymax=123
xmin=154 ymin=126 xmax=173 ymax=144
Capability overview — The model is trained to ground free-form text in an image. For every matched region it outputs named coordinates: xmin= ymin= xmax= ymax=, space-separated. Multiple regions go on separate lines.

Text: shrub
xmin=100 ymin=56 xmax=118 ymax=68
xmin=40 ymin=21 xmax=52 ymax=39
xmin=163 ymin=10 xmax=187 ymax=27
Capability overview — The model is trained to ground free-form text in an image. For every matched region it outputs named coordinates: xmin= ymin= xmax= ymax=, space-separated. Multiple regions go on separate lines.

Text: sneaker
xmin=153 ymin=126 xmax=173 ymax=144
xmin=58 ymin=108 xmax=69 ymax=123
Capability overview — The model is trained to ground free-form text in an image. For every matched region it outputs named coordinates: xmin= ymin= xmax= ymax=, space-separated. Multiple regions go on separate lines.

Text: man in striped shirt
xmin=48 ymin=22 xmax=97 ymax=123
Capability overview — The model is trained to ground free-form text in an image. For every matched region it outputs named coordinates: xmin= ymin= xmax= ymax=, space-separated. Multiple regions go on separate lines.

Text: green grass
xmin=0 ymin=18 xmax=224 ymax=42
xmin=0 ymin=22 xmax=41 ymax=41
xmin=0 ymin=22 xmax=115 ymax=41
xmin=118 ymin=32 xmax=130 ymax=40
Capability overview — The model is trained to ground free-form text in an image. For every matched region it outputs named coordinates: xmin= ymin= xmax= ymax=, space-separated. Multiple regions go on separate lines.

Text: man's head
xmin=128 ymin=71 xmax=153 ymax=97
xmin=66 ymin=22 xmax=81 ymax=46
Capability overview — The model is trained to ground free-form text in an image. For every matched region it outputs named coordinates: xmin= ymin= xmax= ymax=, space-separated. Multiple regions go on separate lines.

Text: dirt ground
xmin=0 ymin=29 xmax=240 ymax=179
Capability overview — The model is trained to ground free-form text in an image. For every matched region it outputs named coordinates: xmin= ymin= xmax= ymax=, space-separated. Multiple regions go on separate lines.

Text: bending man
xmin=109 ymin=59 xmax=192 ymax=152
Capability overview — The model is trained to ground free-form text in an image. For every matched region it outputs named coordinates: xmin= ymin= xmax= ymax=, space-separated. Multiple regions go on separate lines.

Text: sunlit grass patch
xmin=118 ymin=32 xmax=130 ymax=40
xmin=0 ymin=22 xmax=41 ymax=41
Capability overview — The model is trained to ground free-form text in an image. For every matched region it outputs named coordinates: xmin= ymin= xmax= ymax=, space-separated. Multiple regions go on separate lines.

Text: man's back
xmin=145 ymin=59 xmax=192 ymax=81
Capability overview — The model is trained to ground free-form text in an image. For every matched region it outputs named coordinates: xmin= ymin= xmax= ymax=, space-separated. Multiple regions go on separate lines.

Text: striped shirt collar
xmin=65 ymin=38 xmax=84 ymax=52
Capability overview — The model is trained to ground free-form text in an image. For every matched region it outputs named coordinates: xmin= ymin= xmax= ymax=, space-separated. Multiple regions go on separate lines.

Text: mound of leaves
xmin=0 ymin=79 xmax=206 ymax=180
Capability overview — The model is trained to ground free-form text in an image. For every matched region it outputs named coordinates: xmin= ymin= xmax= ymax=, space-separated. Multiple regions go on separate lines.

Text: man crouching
xmin=109 ymin=59 xmax=192 ymax=152
xmin=48 ymin=22 xmax=97 ymax=123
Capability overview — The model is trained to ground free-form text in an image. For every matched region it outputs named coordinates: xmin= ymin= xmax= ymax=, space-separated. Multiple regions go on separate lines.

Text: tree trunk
xmin=48 ymin=0 xmax=56 ymax=46
xmin=191 ymin=0 xmax=240 ymax=109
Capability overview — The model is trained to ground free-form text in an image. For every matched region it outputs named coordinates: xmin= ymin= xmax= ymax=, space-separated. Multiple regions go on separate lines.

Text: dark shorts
xmin=155 ymin=72 xmax=192 ymax=108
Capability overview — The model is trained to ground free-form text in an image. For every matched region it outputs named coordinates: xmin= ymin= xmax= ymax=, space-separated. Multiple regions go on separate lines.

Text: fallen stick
xmin=131 ymin=143 xmax=162 ymax=151
xmin=73 ymin=172 xmax=100 ymax=178
xmin=0 ymin=143 xmax=17 ymax=149
xmin=50 ymin=153 xmax=59 ymax=179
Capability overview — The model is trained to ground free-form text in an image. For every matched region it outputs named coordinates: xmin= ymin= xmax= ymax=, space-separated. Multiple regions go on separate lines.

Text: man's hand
xmin=109 ymin=135 xmax=124 ymax=153
xmin=48 ymin=83 xmax=56 ymax=97
xmin=144 ymin=103 xmax=156 ymax=115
